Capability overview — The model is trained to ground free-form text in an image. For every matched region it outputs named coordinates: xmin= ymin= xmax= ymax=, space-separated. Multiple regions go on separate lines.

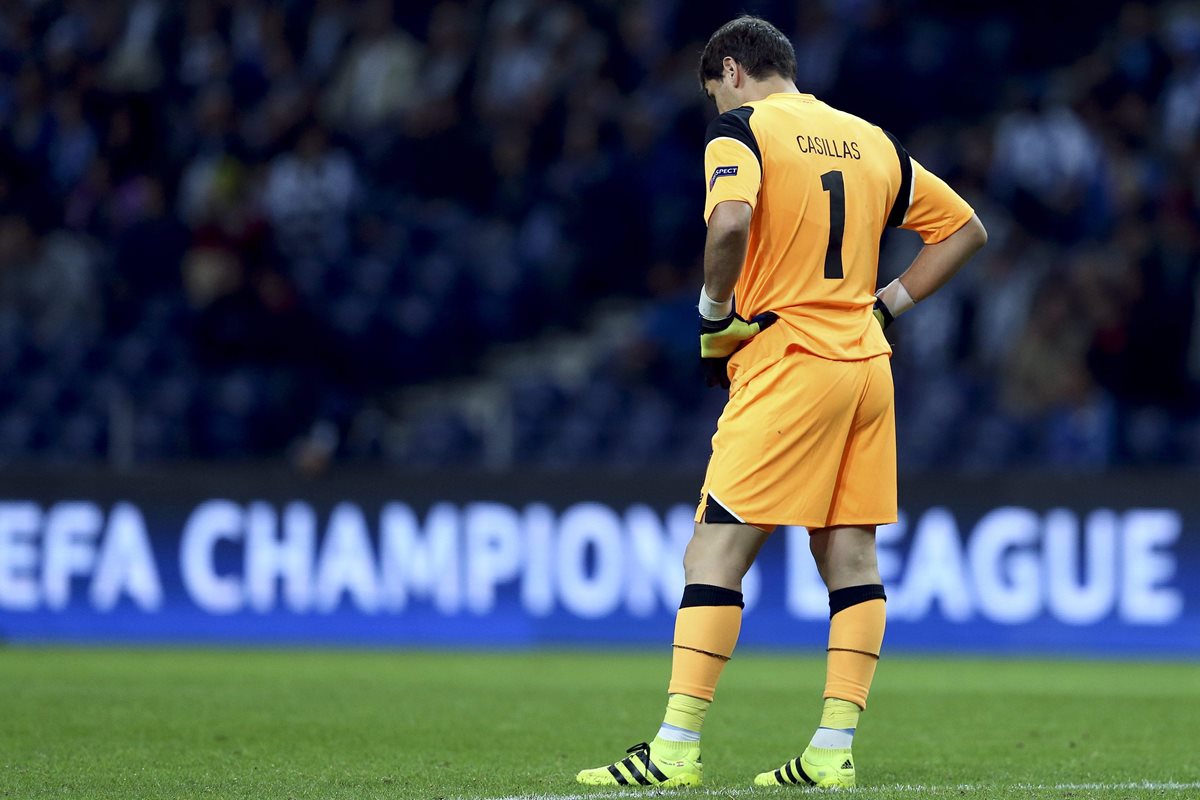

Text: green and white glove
xmin=700 ymin=311 xmax=778 ymax=389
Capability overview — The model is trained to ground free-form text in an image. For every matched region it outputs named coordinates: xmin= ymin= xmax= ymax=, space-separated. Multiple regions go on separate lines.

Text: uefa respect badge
xmin=709 ymin=165 xmax=738 ymax=191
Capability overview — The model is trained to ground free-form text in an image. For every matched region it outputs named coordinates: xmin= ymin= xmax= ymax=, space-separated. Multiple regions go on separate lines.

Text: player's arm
xmin=698 ymin=110 xmax=776 ymax=388
xmin=700 ymin=200 xmax=776 ymax=388
xmin=699 ymin=107 xmax=762 ymax=317
xmin=702 ymin=200 xmax=752 ymax=306
xmin=873 ymin=152 xmax=987 ymax=327
xmin=890 ymin=212 xmax=987 ymax=303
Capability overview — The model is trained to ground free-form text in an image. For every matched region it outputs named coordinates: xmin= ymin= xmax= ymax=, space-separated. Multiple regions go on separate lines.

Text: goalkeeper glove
xmin=700 ymin=311 xmax=779 ymax=389
xmin=872 ymin=297 xmax=894 ymax=330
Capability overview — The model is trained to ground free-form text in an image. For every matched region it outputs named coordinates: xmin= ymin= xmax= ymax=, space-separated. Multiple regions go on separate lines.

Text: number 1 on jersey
xmin=821 ymin=170 xmax=845 ymax=279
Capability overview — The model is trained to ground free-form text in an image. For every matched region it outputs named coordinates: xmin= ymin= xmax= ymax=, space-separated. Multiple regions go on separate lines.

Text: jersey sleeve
xmin=900 ymin=159 xmax=975 ymax=243
xmin=881 ymin=130 xmax=974 ymax=244
xmin=702 ymin=107 xmax=763 ymax=223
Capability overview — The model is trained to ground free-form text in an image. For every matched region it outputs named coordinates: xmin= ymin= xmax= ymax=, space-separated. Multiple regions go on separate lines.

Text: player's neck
xmin=740 ymin=76 xmax=800 ymax=103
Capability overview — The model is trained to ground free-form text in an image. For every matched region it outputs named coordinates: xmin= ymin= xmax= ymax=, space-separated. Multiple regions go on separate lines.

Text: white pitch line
xmin=472 ymin=782 xmax=1200 ymax=800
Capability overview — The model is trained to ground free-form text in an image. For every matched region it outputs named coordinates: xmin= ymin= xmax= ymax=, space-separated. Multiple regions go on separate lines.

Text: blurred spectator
xmin=263 ymin=123 xmax=357 ymax=264
xmin=1003 ymin=278 xmax=1094 ymax=419
xmin=990 ymin=79 xmax=1109 ymax=241
xmin=49 ymin=91 xmax=97 ymax=191
xmin=0 ymin=215 xmax=99 ymax=348
xmin=323 ymin=0 xmax=420 ymax=131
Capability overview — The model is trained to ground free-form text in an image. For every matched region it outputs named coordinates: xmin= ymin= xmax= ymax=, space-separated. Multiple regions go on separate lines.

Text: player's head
xmin=699 ymin=16 xmax=797 ymax=113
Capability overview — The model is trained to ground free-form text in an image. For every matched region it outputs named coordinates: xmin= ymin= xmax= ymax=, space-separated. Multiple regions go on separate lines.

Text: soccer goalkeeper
xmin=576 ymin=15 xmax=986 ymax=790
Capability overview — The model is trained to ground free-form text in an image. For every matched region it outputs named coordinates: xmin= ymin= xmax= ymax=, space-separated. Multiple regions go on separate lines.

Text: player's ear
xmin=722 ymin=56 xmax=740 ymax=88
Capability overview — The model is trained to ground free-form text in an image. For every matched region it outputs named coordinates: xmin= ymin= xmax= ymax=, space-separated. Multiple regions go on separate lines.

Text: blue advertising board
xmin=0 ymin=469 xmax=1197 ymax=655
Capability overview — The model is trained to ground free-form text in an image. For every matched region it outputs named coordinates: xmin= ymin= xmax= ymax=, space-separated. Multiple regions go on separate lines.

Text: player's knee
xmin=826 ymin=549 xmax=881 ymax=588
xmin=682 ymin=540 xmax=737 ymax=584
xmin=809 ymin=526 xmax=881 ymax=587
xmin=683 ymin=527 xmax=758 ymax=587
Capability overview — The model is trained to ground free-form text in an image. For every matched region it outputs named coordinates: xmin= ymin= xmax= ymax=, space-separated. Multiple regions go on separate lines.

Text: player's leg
xmin=812 ymin=526 xmax=885 ymax=768
xmin=755 ymin=355 xmax=895 ymax=789
xmin=809 ymin=353 xmax=894 ymax=771
xmin=660 ymin=519 xmax=771 ymax=736
xmin=576 ymin=518 xmax=771 ymax=787
xmin=811 ymin=525 xmax=886 ymax=723
xmin=754 ymin=525 xmax=884 ymax=789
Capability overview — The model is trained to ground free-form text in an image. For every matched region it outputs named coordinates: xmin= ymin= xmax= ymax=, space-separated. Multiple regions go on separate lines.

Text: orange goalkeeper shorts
xmin=695 ymin=350 xmax=897 ymax=529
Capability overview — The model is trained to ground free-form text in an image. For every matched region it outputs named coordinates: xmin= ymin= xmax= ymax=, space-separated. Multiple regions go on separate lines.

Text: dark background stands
xmin=1 ymin=0 xmax=1198 ymax=472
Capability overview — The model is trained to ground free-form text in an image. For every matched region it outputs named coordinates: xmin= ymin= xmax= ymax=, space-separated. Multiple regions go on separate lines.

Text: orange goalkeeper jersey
xmin=703 ymin=92 xmax=974 ymax=366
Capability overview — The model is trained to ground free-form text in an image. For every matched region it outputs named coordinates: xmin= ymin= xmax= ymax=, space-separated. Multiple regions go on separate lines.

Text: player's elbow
xmin=963 ymin=214 xmax=988 ymax=252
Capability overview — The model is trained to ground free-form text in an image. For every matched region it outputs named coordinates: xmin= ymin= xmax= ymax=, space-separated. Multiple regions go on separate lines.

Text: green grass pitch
xmin=1 ymin=648 xmax=1197 ymax=799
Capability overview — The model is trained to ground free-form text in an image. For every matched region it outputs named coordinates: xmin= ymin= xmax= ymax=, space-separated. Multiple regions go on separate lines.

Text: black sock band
xmin=828 ymin=584 xmax=886 ymax=618
xmin=680 ymin=583 xmax=745 ymax=609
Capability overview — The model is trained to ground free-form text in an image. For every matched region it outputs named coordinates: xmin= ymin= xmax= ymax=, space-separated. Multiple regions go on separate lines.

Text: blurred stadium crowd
xmin=2 ymin=0 xmax=1199 ymax=470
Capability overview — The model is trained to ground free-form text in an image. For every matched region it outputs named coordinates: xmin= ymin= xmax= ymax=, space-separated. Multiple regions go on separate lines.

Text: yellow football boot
xmin=753 ymin=746 xmax=855 ymax=789
xmin=575 ymin=740 xmax=702 ymax=788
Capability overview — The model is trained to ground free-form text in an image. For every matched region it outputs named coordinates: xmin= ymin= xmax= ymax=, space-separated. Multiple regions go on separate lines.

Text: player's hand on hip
xmin=699 ymin=311 xmax=778 ymax=389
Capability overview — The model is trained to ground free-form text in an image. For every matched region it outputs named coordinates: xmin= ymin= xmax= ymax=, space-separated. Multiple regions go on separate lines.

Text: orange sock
xmin=666 ymin=584 xmax=743 ymax=701
xmin=823 ymin=586 xmax=886 ymax=710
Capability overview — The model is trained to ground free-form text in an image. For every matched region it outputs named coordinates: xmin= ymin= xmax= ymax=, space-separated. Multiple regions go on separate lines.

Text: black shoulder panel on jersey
xmin=883 ymin=129 xmax=912 ymax=228
xmin=705 ymin=106 xmax=761 ymax=169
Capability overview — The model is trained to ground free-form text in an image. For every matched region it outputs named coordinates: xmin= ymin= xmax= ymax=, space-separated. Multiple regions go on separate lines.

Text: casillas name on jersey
xmin=796 ymin=134 xmax=861 ymax=160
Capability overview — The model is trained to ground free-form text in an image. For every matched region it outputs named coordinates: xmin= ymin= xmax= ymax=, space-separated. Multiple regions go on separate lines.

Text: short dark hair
xmin=698 ymin=15 xmax=797 ymax=87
